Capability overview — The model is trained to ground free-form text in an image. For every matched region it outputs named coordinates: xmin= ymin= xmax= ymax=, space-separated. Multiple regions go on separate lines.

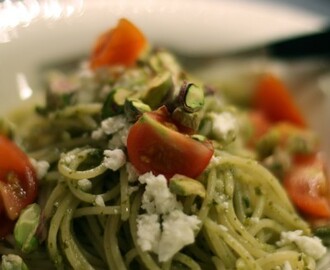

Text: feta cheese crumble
xmin=136 ymin=172 xmax=201 ymax=262
xmin=137 ymin=214 xmax=160 ymax=252
xmin=138 ymin=172 xmax=181 ymax=214
xmin=277 ymin=230 xmax=327 ymax=260
xmin=158 ymin=210 xmax=201 ymax=262
xmin=94 ymin=195 xmax=105 ymax=207
xmin=126 ymin=162 xmax=139 ymax=182
xmin=101 ymin=115 xmax=127 ymax=135
xmin=91 ymin=115 xmax=131 ymax=149
xmin=210 ymin=111 xmax=237 ymax=142
xmin=108 ymin=124 xmax=131 ymax=149
xmin=77 ymin=178 xmax=92 ymax=191
xmin=29 ymin=158 xmax=50 ymax=180
xmin=103 ymin=149 xmax=126 ymax=171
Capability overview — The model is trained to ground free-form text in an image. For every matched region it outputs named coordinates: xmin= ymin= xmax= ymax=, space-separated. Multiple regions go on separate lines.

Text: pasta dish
xmin=0 ymin=19 xmax=329 ymax=270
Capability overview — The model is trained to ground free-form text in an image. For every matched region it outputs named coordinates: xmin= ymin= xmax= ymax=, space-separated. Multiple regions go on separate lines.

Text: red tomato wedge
xmin=284 ymin=153 xmax=330 ymax=218
xmin=0 ymin=135 xmax=38 ymax=236
xmin=127 ymin=106 xmax=214 ymax=179
xmin=90 ymin=18 xmax=147 ymax=70
xmin=254 ymin=74 xmax=306 ymax=128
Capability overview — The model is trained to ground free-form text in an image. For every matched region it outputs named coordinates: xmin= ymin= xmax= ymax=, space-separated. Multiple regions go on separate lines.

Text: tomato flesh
xmin=254 ymin=74 xmax=306 ymax=128
xmin=90 ymin=18 xmax=147 ymax=69
xmin=284 ymin=153 xmax=330 ymax=218
xmin=127 ymin=107 xmax=214 ymax=179
xmin=0 ymin=135 xmax=37 ymax=236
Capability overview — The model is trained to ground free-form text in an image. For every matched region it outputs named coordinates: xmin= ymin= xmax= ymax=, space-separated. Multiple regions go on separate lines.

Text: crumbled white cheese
xmin=92 ymin=115 xmax=130 ymax=147
xmin=103 ymin=149 xmax=126 ymax=171
xmin=277 ymin=230 xmax=327 ymax=259
xmin=126 ymin=162 xmax=139 ymax=182
xmin=158 ymin=210 xmax=201 ymax=262
xmin=62 ymin=153 xmax=75 ymax=164
xmin=108 ymin=124 xmax=131 ymax=149
xmin=136 ymin=172 xmax=201 ymax=262
xmin=91 ymin=128 xmax=105 ymax=140
xmin=210 ymin=111 xmax=237 ymax=141
xmin=94 ymin=195 xmax=105 ymax=207
xmin=29 ymin=158 xmax=50 ymax=180
xmin=137 ymin=214 xmax=161 ymax=252
xmin=77 ymin=178 xmax=92 ymax=191
xmin=101 ymin=115 xmax=127 ymax=135
xmin=138 ymin=172 xmax=181 ymax=214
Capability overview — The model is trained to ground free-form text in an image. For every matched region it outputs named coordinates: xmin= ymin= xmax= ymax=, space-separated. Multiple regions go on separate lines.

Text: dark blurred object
xmin=267 ymin=27 xmax=330 ymax=58
xmin=256 ymin=0 xmax=330 ymax=18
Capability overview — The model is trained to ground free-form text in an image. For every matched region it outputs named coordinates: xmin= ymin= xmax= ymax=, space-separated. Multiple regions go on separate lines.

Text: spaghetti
xmin=0 ymin=22 xmax=329 ymax=270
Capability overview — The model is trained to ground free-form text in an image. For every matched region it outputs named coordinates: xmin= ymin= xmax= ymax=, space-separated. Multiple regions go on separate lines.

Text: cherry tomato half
xmin=127 ymin=106 xmax=214 ymax=179
xmin=90 ymin=18 xmax=147 ymax=70
xmin=254 ymin=73 xmax=306 ymax=128
xmin=0 ymin=135 xmax=38 ymax=237
xmin=284 ymin=153 xmax=330 ymax=218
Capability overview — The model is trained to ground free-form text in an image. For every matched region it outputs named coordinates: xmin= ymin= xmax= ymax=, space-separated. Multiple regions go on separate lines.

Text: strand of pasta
xmin=185 ymin=242 xmax=214 ymax=264
xmin=215 ymin=152 xmax=293 ymax=210
xmin=49 ymin=103 xmax=102 ymax=118
xmin=217 ymin=170 xmax=273 ymax=256
xmin=73 ymin=206 xmax=121 ymax=218
xmin=120 ymin=167 xmax=130 ymax=221
xmin=124 ymin=248 xmax=138 ymax=268
xmin=205 ymin=218 xmax=262 ymax=270
xmin=29 ymin=136 xmax=97 ymax=162
xmin=250 ymin=194 xmax=265 ymax=219
xmin=232 ymin=179 xmax=247 ymax=222
xmin=59 ymin=198 xmax=96 ymax=270
xmin=214 ymin=153 xmax=310 ymax=232
xmin=211 ymin=255 xmax=227 ymax=270
xmin=256 ymin=250 xmax=304 ymax=269
xmin=202 ymin=223 xmax=236 ymax=268
xmin=263 ymin=199 xmax=310 ymax=233
xmin=172 ymin=252 xmax=201 ymax=270
xmin=47 ymin=192 xmax=76 ymax=268
xmin=58 ymin=148 xmax=107 ymax=180
xmin=104 ymin=214 xmax=127 ymax=270
xmin=247 ymin=218 xmax=286 ymax=237
xmin=198 ymin=168 xmax=216 ymax=223
xmin=75 ymin=223 xmax=107 ymax=268
xmin=161 ymin=259 xmax=172 ymax=270
xmin=67 ymin=180 xmax=120 ymax=204
xmin=76 ymin=114 xmax=99 ymax=130
xmin=85 ymin=216 xmax=107 ymax=261
xmin=43 ymin=181 xmax=68 ymax=219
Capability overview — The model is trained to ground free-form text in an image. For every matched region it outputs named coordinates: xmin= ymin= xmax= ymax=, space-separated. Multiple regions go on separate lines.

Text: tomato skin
xmin=127 ymin=107 xmax=214 ymax=179
xmin=90 ymin=18 xmax=147 ymax=70
xmin=254 ymin=74 xmax=306 ymax=128
xmin=284 ymin=153 xmax=330 ymax=218
xmin=0 ymin=135 xmax=38 ymax=236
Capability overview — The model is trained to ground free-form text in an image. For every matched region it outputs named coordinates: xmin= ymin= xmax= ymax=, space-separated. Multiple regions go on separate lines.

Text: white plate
xmin=0 ymin=0 xmax=329 ymax=156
